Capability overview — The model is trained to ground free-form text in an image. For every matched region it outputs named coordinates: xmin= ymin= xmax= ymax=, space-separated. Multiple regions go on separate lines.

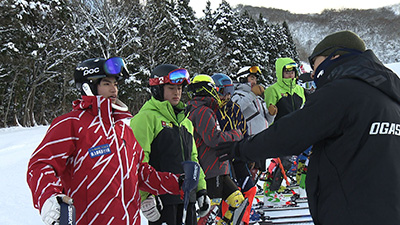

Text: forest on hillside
xmin=239 ymin=4 xmax=400 ymax=62
xmin=0 ymin=0 xmax=301 ymax=128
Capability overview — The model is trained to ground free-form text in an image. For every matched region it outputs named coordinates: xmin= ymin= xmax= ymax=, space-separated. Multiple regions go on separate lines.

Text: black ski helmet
xmin=74 ymin=57 xmax=129 ymax=96
xmin=150 ymin=64 xmax=191 ymax=101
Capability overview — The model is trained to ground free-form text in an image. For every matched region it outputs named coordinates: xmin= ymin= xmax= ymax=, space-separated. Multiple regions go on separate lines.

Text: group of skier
xmin=27 ymin=29 xmax=400 ymax=225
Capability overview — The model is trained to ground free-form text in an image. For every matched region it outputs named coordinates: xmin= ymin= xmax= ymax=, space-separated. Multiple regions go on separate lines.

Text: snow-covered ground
xmin=0 ymin=62 xmax=399 ymax=225
xmin=0 ymin=126 xmax=148 ymax=225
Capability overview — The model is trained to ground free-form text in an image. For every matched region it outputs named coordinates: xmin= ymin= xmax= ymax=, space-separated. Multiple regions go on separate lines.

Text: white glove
xmin=41 ymin=194 xmax=73 ymax=225
xmin=197 ymin=190 xmax=211 ymax=217
xmin=141 ymin=195 xmax=163 ymax=222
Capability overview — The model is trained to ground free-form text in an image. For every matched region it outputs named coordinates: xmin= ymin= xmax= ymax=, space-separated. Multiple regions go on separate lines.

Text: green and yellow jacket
xmin=130 ymin=96 xmax=206 ymax=204
xmin=264 ymin=58 xmax=306 ymax=122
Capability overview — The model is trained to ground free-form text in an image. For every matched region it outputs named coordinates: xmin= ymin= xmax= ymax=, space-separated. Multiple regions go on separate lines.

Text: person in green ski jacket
xmin=130 ymin=64 xmax=209 ymax=225
xmin=263 ymin=58 xmax=307 ymax=206
xmin=264 ymin=58 xmax=306 ymax=122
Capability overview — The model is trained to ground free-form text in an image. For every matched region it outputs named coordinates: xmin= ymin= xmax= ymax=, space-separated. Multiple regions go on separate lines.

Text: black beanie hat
xmin=309 ymin=30 xmax=366 ymax=61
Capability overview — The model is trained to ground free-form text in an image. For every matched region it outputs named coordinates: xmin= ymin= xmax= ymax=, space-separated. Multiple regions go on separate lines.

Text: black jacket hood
xmin=318 ymin=50 xmax=400 ymax=104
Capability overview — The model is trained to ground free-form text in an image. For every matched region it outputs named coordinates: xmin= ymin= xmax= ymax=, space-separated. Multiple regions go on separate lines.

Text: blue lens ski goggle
xmin=299 ymin=81 xmax=316 ymax=90
xmin=149 ymin=68 xmax=190 ymax=86
xmin=104 ymin=57 xmax=129 ymax=78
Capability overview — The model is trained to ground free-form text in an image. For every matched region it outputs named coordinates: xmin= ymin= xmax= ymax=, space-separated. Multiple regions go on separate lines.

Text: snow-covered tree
xmin=0 ymin=0 xmax=75 ymax=127
xmin=0 ymin=0 xmax=301 ymax=127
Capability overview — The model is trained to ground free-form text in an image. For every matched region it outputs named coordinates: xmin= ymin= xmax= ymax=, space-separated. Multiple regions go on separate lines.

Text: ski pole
xmin=181 ymin=161 xmax=201 ymax=225
xmin=57 ymin=196 xmax=76 ymax=225
xmin=276 ymin=157 xmax=290 ymax=187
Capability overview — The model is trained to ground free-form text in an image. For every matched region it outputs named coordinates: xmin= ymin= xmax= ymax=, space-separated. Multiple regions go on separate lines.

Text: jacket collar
xmin=141 ymin=97 xmax=188 ymax=124
xmin=187 ymin=96 xmax=219 ymax=112
xmin=73 ymin=96 xmax=132 ymax=124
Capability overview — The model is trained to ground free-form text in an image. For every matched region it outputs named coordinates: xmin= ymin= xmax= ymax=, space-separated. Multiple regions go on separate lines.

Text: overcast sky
xmin=189 ymin=0 xmax=400 ymax=15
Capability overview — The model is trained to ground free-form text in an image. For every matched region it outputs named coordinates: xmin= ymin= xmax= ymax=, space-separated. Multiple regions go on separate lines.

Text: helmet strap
xmin=82 ymin=83 xmax=94 ymax=96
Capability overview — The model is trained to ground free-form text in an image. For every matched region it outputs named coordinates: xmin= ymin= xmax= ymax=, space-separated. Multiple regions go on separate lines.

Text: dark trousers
xmin=206 ymin=174 xmax=239 ymax=200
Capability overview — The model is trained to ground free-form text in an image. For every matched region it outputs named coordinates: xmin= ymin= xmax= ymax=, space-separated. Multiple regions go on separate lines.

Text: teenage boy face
xmin=247 ymin=74 xmax=257 ymax=86
xmin=164 ymin=84 xmax=182 ymax=106
xmin=283 ymin=69 xmax=296 ymax=78
xmin=97 ymin=77 xmax=118 ymax=103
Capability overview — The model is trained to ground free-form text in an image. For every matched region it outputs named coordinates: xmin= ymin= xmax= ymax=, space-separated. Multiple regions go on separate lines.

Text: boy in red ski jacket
xmin=27 ymin=57 xmax=182 ymax=225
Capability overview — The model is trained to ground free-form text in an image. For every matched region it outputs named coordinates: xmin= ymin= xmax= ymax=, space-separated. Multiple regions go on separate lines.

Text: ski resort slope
xmin=0 ymin=61 xmax=398 ymax=225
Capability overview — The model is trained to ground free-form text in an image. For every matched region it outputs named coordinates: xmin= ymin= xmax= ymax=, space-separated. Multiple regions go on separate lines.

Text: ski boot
xmin=217 ymin=190 xmax=249 ymax=225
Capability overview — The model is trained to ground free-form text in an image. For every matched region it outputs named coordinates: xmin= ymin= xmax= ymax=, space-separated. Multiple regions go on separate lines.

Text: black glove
xmin=178 ymin=173 xmax=185 ymax=188
xmin=215 ymin=141 xmax=240 ymax=162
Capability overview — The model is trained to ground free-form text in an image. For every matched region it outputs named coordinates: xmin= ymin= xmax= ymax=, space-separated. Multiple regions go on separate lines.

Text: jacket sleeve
xmin=130 ymin=112 xmax=155 ymax=164
xmin=238 ymin=83 xmax=348 ymax=162
xmin=294 ymin=85 xmax=307 ymax=106
xmin=191 ymin=106 xmax=243 ymax=148
xmin=190 ymin=136 xmax=207 ymax=191
xmin=130 ymin=111 xmax=157 ymax=200
xmin=232 ymin=91 xmax=252 ymax=113
xmin=26 ymin=118 xmax=76 ymax=211
xmin=264 ymin=85 xmax=279 ymax=108
xmin=138 ymin=161 xmax=181 ymax=196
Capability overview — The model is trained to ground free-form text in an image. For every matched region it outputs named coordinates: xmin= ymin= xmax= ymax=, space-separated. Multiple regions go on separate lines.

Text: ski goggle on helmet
xmin=299 ymin=81 xmax=316 ymax=90
xmin=211 ymin=73 xmax=234 ymax=96
xmin=283 ymin=63 xmax=298 ymax=72
xmin=104 ymin=57 xmax=129 ymax=77
xmin=149 ymin=68 xmax=190 ymax=86
xmin=78 ymin=57 xmax=129 ymax=82
xmin=249 ymin=65 xmax=262 ymax=75
xmin=237 ymin=66 xmax=262 ymax=77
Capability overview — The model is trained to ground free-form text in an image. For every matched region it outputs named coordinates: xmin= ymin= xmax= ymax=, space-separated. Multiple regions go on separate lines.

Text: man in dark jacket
xmin=217 ymin=30 xmax=400 ymax=225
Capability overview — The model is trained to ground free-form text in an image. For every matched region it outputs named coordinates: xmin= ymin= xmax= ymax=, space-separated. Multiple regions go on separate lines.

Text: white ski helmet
xmin=234 ymin=66 xmax=262 ymax=83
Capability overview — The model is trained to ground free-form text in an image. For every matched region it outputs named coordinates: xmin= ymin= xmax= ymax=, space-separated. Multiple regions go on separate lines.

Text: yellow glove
xmin=268 ymin=104 xmax=278 ymax=116
xmin=251 ymin=84 xmax=265 ymax=97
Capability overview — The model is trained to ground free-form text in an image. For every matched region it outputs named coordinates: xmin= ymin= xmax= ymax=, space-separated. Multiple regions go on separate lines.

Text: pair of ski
xmin=263 ymin=205 xmax=309 ymax=211
xmin=198 ymin=197 xmax=249 ymax=225
xmin=252 ymin=213 xmax=313 ymax=224
xmin=258 ymin=219 xmax=313 ymax=224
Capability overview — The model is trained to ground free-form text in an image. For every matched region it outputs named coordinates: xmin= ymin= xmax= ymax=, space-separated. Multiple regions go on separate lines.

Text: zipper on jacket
xmin=179 ymin=125 xmax=190 ymax=162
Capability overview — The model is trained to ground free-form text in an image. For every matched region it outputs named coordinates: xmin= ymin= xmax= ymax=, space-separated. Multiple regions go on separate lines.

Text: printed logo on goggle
xmin=161 ymin=121 xmax=173 ymax=129
xmin=82 ymin=67 xmax=100 ymax=76
xmin=281 ymin=93 xmax=288 ymax=97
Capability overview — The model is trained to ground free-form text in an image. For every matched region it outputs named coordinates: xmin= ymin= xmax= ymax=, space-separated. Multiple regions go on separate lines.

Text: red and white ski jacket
xmin=27 ymin=96 xmax=180 ymax=225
